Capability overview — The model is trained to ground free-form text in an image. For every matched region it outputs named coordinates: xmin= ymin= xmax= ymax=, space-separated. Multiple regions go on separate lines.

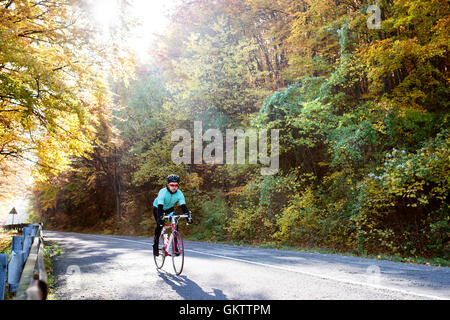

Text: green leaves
xmin=25 ymin=0 xmax=449 ymax=260
xmin=355 ymin=130 xmax=450 ymax=256
xmin=161 ymin=13 xmax=268 ymax=126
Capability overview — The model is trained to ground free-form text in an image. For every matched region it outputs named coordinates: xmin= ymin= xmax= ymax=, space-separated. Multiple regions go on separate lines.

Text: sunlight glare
xmin=91 ymin=0 xmax=121 ymax=29
xmin=127 ymin=0 xmax=175 ymax=62
xmin=89 ymin=0 xmax=176 ymax=62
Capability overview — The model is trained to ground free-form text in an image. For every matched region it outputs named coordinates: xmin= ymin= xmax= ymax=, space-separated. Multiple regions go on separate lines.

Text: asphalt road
xmin=44 ymin=231 xmax=450 ymax=300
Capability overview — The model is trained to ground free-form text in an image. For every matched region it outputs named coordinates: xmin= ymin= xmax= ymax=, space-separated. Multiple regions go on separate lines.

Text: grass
xmin=0 ymin=231 xmax=14 ymax=254
xmin=42 ymin=241 xmax=62 ymax=300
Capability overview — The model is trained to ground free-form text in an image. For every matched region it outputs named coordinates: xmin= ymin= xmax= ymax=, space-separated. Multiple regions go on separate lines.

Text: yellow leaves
xmin=226 ymin=206 xmax=275 ymax=242
xmin=360 ymin=0 xmax=449 ymax=112
xmin=86 ymin=173 xmax=97 ymax=189
xmin=274 ymin=186 xmax=320 ymax=241
xmin=0 ymin=233 xmax=13 ymax=252
xmin=184 ymin=172 xmax=203 ymax=191
xmin=31 ymin=109 xmax=95 ymax=181
xmin=0 ymin=0 xmax=137 ymax=182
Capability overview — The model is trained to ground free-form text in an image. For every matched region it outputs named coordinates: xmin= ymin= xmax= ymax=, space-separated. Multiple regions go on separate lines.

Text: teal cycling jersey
xmin=153 ymin=187 xmax=186 ymax=210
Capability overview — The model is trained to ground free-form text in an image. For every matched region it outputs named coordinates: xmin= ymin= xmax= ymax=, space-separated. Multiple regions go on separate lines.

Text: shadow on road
xmin=157 ymin=271 xmax=227 ymax=300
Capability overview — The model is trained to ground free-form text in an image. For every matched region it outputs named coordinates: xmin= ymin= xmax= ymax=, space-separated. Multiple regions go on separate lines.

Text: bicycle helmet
xmin=167 ymin=174 xmax=180 ymax=183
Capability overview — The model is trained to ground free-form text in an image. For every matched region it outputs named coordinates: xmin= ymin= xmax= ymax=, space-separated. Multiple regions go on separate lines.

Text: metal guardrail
xmin=2 ymin=223 xmax=29 ymax=233
xmin=0 ymin=223 xmax=48 ymax=300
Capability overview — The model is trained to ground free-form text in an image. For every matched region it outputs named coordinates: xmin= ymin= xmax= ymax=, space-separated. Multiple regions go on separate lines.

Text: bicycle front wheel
xmin=154 ymin=233 xmax=166 ymax=269
xmin=172 ymin=231 xmax=184 ymax=275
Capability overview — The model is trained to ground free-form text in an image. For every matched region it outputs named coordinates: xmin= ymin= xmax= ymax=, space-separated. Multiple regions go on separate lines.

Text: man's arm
xmin=180 ymin=204 xmax=189 ymax=214
xmin=178 ymin=191 xmax=192 ymax=223
xmin=156 ymin=189 xmax=166 ymax=224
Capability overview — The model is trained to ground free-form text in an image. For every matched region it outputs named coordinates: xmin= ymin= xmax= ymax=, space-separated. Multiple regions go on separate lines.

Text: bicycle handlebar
xmin=162 ymin=212 xmax=190 ymax=219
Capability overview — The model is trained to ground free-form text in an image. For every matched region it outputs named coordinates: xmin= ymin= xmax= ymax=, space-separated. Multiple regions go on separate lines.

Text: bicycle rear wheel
xmin=154 ymin=233 xmax=166 ymax=269
xmin=172 ymin=231 xmax=184 ymax=275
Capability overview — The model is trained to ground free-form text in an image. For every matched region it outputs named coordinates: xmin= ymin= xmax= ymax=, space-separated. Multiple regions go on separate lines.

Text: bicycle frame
xmin=154 ymin=212 xmax=190 ymax=274
xmin=159 ymin=213 xmax=189 ymax=255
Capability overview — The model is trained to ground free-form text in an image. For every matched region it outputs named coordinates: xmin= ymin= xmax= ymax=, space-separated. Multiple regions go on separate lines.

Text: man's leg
xmin=153 ymin=207 xmax=162 ymax=256
xmin=173 ymin=221 xmax=180 ymax=255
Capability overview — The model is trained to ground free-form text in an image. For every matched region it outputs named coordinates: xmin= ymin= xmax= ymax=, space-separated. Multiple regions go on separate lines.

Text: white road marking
xmin=51 ymin=233 xmax=448 ymax=300
xmin=185 ymin=249 xmax=446 ymax=300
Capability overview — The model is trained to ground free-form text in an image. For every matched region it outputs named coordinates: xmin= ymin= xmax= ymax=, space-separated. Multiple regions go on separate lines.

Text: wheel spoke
xmin=172 ymin=231 xmax=184 ymax=275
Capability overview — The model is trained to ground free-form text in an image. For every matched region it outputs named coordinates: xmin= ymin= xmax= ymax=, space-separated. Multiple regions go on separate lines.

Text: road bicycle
xmin=153 ymin=212 xmax=190 ymax=275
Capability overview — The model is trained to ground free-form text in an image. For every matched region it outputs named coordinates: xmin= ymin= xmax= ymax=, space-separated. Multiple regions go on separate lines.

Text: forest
xmin=1 ymin=0 xmax=449 ymax=262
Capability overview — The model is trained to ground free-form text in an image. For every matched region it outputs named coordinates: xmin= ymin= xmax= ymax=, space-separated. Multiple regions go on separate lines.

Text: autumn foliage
xmin=14 ymin=0 xmax=449 ymax=260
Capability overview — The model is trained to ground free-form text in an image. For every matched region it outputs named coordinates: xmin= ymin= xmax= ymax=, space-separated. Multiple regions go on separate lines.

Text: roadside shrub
xmin=329 ymin=120 xmax=379 ymax=170
xmin=226 ymin=179 xmax=278 ymax=243
xmin=354 ymin=130 xmax=450 ymax=258
xmin=274 ymin=186 xmax=322 ymax=246
xmin=191 ymin=190 xmax=230 ymax=241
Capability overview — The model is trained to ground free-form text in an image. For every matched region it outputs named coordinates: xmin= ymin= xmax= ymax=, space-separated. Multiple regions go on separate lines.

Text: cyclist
xmin=152 ymin=174 xmax=193 ymax=256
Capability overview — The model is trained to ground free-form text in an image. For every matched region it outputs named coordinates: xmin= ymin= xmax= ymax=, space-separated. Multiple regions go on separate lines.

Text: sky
xmin=0 ymin=160 xmax=34 ymax=225
xmin=1 ymin=199 xmax=29 ymax=225
xmin=90 ymin=0 xmax=178 ymax=62
xmin=0 ymin=176 xmax=32 ymax=225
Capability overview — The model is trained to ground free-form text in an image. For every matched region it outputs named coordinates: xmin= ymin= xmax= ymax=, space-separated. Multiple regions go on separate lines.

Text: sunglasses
xmin=168 ymin=183 xmax=179 ymax=188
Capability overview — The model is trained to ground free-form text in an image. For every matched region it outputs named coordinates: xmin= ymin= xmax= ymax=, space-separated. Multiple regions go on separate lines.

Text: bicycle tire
xmin=154 ymin=233 xmax=166 ymax=269
xmin=172 ymin=231 xmax=184 ymax=275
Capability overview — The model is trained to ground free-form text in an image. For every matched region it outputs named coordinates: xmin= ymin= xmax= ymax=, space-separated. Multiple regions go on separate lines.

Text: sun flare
xmin=91 ymin=0 xmax=121 ymax=29
xmin=89 ymin=0 xmax=176 ymax=62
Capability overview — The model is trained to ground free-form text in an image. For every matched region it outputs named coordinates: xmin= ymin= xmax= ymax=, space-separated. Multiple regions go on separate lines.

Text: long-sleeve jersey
xmin=153 ymin=187 xmax=186 ymax=210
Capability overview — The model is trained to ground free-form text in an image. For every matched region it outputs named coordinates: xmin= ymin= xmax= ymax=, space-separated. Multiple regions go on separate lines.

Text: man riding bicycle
xmin=152 ymin=174 xmax=193 ymax=256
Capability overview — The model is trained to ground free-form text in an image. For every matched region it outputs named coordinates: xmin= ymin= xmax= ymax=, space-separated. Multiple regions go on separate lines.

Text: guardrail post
xmin=30 ymin=224 xmax=38 ymax=237
xmin=0 ymin=254 xmax=7 ymax=300
xmin=39 ymin=223 xmax=44 ymax=237
xmin=23 ymin=236 xmax=33 ymax=261
xmin=7 ymin=251 xmax=24 ymax=293
xmin=23 ymin=226 xmax=33 ymax=238
xmin=12 ymin=236 xmax=24 ymax=253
